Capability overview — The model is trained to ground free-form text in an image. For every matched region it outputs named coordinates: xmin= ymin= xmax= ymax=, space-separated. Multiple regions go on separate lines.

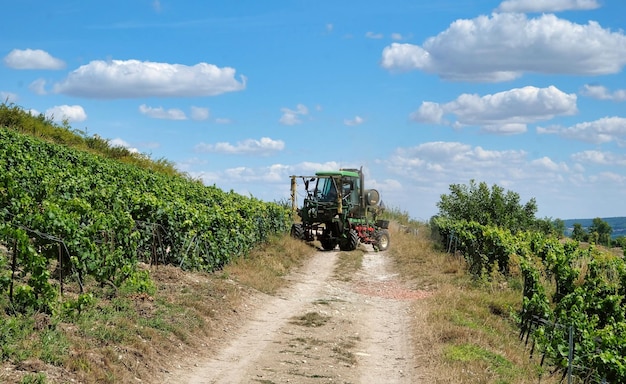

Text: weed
xmin=19 ymin=372 xmax=47 ymax=384
xmin=290 ymin=312 xmax=330 ymax=327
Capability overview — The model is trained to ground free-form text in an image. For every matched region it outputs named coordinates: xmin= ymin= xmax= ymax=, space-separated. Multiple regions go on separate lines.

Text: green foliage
xmin=0 ymin=124 xmax=290 ymax=316
xmin=19 ymin=373 xmax=48 ymax=384
xmin=434 ymin=213 xmax=626 ymax=382
xmin=436 ymin=179 xmax=538 ymax=233
xmin=571 ymin=223 xmax=587 ymax=242
xmin=0 ymin=101 xmax=181 ymax=177
xmin=588 ymin=217 xmax=613 ymax=246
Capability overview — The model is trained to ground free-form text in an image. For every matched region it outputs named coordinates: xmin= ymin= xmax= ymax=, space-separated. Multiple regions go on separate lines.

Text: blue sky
xmin=2 ymin=0 xmax=626 ymax=221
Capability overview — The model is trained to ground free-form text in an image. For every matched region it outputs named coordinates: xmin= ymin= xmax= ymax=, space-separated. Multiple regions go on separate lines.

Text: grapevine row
xmin=0 ymin=128 xmax=290 ymax=313
xmin=432 ymin=217 xmax=626 ymax=382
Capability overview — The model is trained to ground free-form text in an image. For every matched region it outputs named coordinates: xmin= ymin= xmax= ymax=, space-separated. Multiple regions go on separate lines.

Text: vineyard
xmin=432 ymin=217 xmax=626 ymax=382
xmin=0 ymin=126 xmax=291 ymax=315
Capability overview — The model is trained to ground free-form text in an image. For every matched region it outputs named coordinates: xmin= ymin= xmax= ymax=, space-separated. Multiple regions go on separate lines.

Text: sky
xmin=1 ymin=0 xmax=626 ymax=222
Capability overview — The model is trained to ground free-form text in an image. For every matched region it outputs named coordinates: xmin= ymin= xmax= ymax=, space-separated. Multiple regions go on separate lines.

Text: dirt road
xmin=167 ymin=248 xmax=424 ymax=383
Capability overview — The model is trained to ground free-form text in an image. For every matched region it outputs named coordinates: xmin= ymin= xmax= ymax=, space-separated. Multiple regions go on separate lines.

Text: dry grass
xmin=388 ymin=223 xmax=560 ymax=384
xmin=0 ymin=235 xmax=316 ymax=384
xmin=222 ymin=235 xmax=316 ymax=294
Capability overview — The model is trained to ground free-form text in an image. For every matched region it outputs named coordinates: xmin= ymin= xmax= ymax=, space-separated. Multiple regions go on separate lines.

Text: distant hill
xmin=562 ymin=217 xmax=626 ymax=239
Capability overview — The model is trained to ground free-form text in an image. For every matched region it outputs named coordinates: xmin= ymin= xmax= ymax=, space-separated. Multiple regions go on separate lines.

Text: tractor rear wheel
xmin=339 ymin=229 xmax=359 ymax=251
xmin=290 ymin=223 xmax=304 ymax=240
xmin=375 ymin=229 xmax=390 ymax=251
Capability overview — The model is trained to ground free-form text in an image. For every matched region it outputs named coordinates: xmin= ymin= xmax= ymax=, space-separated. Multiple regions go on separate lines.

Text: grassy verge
xmin=0 ymin=235 xmax=315 ymax=384
xmin=387 ymin=222 xmax=559 ymax=384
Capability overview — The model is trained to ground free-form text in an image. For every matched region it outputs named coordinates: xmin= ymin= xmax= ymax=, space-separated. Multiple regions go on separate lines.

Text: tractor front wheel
xmin=374 ymin=229 xmax=390 ymax=251
xmin=290 ymin=223 xmax=304 ymax=240
xmin=339 ymin=229 xmax=359 ymax=251
xmin=320 ymin=238 xmax=338 ymax=251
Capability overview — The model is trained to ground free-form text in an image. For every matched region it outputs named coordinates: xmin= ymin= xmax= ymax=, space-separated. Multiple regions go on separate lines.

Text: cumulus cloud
xmin=190 ymin=106 xmax=210 ymax=121
xmin=411 ymin=86 xmax=577 ymax=134
xmin=3 ymin=49 xmax=65 ymax=70
xmin=45 ymin=105 xmax=87 ymax=123
xmin=110 ymin=138 xmax=139 ymax=153
xmin=497 ymin=0 xmax=600 ymax=12
xmin=53 ymin=59 xmax=246 ymax=98
xmin=139 ymin=104 xmax=187 ymax=120
xmin=571 ymin=150 xmax=626 ymax=166
xmin=537 ymin=116 xmax=626 ymax=145
xmin=344 ymin=116 xmax=365 ymax=126
xmin=279 ymin=104 xmax=309 ymax=125
xmin=194 ymin=137 xmax=285 ymax=156
xmin=530 ymin=156 xmax=569 ymax=172
xmin=388 ymin=141 xmax=529 ymax=182
xmin=381 ymin=13 xmax=626 ymax=81
xmin=580 ymin=84 xmax=626 ymax=102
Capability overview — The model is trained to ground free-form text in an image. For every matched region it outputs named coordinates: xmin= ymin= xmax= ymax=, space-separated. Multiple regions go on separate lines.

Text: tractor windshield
xmin=316 ymin=177 xmax=337 ymax=202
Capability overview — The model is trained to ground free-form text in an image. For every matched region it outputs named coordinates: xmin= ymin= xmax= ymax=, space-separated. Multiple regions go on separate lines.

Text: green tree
xmin=571 ymin=223 xmax=587 ymax=242
xmin=534 ymin=217 xmax=566 ymax=237
xmin=588 ymin=217 xmax=612 ymax=246
xmin=436 ymin=180 xmax=537 ymax=232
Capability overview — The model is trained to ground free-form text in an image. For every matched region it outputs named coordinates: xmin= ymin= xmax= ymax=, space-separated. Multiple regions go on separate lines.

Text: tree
xmin=535 ymin=217 xmax=566 ymax=238
xmin=436 ymin=180 xmax=537 ymax=233
xmin=588 ymin=217 xmax=612 ymax=247
xmin=571 ymin=223 xmax=587 ymax=242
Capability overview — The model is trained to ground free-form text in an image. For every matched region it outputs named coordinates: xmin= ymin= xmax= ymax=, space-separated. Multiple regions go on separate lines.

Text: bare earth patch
xmin=165 ymin=247 xmax=426 ymax=383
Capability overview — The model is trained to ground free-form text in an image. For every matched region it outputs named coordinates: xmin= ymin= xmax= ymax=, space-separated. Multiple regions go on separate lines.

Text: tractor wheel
xmin=290 ymin=223 xmax=304 ymax=240
xmin=320 ymin=238 xmax=338 ymax=251
xmin=375 ymin=229 xmax=390 ymax=251
xmin=339 ymin=229 xmax=359 ymax=251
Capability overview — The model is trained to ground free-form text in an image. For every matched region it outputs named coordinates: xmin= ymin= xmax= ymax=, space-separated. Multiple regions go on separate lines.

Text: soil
xmin=162 ymin=247 xmax=430 ymax=384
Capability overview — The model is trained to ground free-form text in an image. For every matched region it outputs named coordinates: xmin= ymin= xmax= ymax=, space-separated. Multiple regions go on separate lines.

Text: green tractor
xmin=289 ymin=167 xmax=390 ymax=251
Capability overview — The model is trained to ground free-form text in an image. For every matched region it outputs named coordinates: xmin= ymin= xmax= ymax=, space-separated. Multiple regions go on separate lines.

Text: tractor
xmin=289 ymin=167 xmax=390 ymax=251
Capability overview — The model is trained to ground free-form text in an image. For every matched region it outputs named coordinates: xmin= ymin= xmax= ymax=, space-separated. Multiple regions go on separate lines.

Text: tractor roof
xmin=315 ymin=170 xmax=360 ymax=178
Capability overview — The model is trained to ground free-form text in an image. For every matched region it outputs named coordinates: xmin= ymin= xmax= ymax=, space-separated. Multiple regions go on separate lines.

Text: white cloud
xmin=391 ymin=33 xmax=404 ymax=41
xmin=0 ymin=91 xmax=18 ymax=102
xmin=279 ymin=104 xmax=309 ymax=125
xmin=366 ymin=32 xmax=383 ymax=39
xmin=411 ymin=86 xmax=577 ymax=134
xmin=410 ymin=101 xmax=445 ymax=124
xmin=29 ymin=79 xmax=47 ymax=95
xmin=588 ymin=171 xmax=626 ymax=184
xmin=139 ymin=104 xmax=187 ymax=120
xmin=387 ymin=141 xmax=529 ymax=183
xmin=190 ymin=106 xmax=210 ymax=121
xmin=381 ymin=13 xmax=626 ymax=81
xmin=571 ymin=150 xmax=626 ymax=166
xmin=215 ymin=117 xmax=232 ymax=124
xmin=531 ymin=156 xmax=569 ymax=172
xmin=326 ymin=23 xmax=334 ymax=33
xmin=344 ymin=116 xmax=365 ymax=126
xmin=537 ymin=116 xmax=626 ymax=145
xmin=3 ymin=49 xmax=65 ymax=70
xmin=194 ymin=137 xmax=285 ymax=156
xmin=53 ymin=59 xmax=246 ymax=98
xmin=45 ymin=105 xmax=87 ymax=123
xmin=580 ymin=84 xmax=626 ymax=102
xmin=497 ymin=0 xmax=600 ymax=12
xmin=110 ymin=138 xmax=139 ymax=153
